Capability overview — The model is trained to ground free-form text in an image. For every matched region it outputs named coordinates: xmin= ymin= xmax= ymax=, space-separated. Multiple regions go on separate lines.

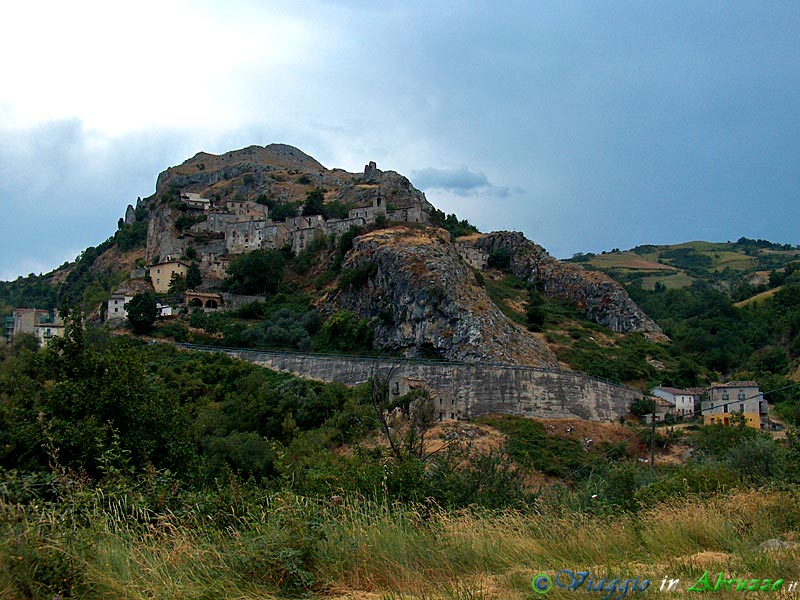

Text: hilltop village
xmin=1 ymin=145 xmax=788 ymax=433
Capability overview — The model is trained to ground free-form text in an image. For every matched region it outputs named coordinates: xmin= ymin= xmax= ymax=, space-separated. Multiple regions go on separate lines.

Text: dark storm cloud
xmin=411 ymin=167 xmax=511 ymax=198
xmin=0 ymin=122 xmax=199 ymax=279
xmin=2 ymin=1 xmax=800 ymax=276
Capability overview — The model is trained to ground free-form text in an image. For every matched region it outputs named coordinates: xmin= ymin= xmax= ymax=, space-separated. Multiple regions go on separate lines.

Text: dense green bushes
xmin=222 ymin=249 xmax=285 ymax=295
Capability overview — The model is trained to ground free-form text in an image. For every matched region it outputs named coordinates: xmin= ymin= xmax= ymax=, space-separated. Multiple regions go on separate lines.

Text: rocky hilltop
xmin=120 ymin=143 xmax=662 ymax=364
xmin=329 ymin=227 xmax=557 ymax=364
xmin=143 ymin=144 xmax=434 ymax=264
xmin=460 ymin=232 xmax=664 ymax=337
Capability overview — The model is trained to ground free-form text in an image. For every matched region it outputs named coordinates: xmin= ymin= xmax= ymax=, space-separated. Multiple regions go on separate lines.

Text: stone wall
xmin=188 ymin=346 xmax=642 ymax=422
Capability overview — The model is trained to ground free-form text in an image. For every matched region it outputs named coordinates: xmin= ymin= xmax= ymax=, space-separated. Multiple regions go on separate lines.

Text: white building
xmin=650 ymin=386 xmax=702 ymax=417
xmin=180 ymin=192 xmax=211 ymax=210
xmin=107 ymin=294 xmax=134 ymax=321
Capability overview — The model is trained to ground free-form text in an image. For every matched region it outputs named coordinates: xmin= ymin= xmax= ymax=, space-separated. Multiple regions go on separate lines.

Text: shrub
xmin=223 ymin=249 xmax=285 ymax=295
xmin=487 ymin=249 xmax=511 ymax=270
xmin=338 ymin=263 xmax=377 ymax=290
xmin=316 ymin=311 xmax=373 ymax=353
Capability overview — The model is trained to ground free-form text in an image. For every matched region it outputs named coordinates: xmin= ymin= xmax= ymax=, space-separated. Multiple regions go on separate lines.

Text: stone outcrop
xmin=328 ymin=226 xmax=557 ymax=366
xmin=363 ymin=160 xmax=378 ymax=181
xmin=465 ymin=231 xmax=664 ymax=337
xmin=124 ymin=204 xmax=136 ymax=225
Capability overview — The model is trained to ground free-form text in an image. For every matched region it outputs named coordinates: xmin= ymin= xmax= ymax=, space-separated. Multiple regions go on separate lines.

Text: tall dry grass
xmin=2 ymin=489 xmax=800 ymax=599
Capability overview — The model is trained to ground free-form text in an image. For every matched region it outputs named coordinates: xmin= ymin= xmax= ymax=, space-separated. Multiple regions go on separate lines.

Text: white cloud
xmin=0 ymin=1 xmax=315 ymax=134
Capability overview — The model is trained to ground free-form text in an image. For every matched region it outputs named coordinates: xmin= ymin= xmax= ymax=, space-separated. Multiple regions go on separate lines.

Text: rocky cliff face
xmin=464 ymin=232 xmax=664 ymax=337
xmin=328 ymin=226 xmax=558 ymax=365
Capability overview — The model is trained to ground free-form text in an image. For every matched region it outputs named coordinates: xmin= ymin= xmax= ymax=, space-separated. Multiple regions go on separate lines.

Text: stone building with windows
xmin=702 ymin=381 xmax=765 ymax=429
xmin=651 ymin=386 xmax=703 ymax=417
xmin=149 ymin=258 xmax=189 ymax=294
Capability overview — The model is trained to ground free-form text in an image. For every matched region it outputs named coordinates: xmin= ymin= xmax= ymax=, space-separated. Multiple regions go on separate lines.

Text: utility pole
xmin=650 ymin=400 xmax=656 ymax=471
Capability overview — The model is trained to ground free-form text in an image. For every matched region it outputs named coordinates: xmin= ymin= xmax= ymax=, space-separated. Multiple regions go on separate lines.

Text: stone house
xmin=107 ymin=294 xmax=134 ymax=321
xmin=641 ymin=396 xmax=676 ymax=423
xmin=180 ymin=192 xmax=211 ymax=210
xmin=348 ymin=196 xmax=387 ymax=221
xmin=702 ymin=381 xmax=765 ymax=429
xmin=286 ymin=225 xmax=325 ymax=254
xmin=4 ymin=308 xmax=51 ymax=344
xmin=225 ymin=220 xmax=283 ymax=253
xmin=650 ymin=386 xmax=702 ymax=417
xmin=202 ymin=212 xmax=238 ymax=234
xmin=387 ymin=206 xmax=427 ymax=224
xmin=455 ymin=244 xmax=489 ymax=270
xmin=33 ymin=312 xmax=65 ymax=346
xmin=149 ymin=258 xmax=189 ymax=294
xmin=226 ymin=200 xmax=268 ymax=219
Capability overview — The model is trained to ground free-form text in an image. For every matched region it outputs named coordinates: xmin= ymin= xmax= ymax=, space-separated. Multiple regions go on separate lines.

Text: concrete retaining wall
xmin=187 ymin=346 xmax=642 ymax=422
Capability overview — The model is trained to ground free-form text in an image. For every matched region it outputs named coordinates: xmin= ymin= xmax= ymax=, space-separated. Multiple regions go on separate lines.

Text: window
xmin=740 ymin=404 xmax=744 ymax=412
xmin=738 ymin=390 xmax=746 ymax=401
xmin=722 ymin=391 xmax=729 ymax=401
xmin=450 ymin=413 xmax=455 ymax=420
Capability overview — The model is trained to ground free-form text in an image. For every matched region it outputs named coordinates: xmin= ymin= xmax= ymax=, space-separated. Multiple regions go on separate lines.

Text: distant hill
xmin=567 ymin=238 xmax=800 ymax=295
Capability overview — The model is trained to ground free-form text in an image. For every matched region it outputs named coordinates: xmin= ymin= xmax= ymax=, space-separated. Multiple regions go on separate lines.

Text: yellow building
xmin=149 ymin=259 xmax=188 ymax=294
xmin=702 ymin=381 xmax=765 ymax=429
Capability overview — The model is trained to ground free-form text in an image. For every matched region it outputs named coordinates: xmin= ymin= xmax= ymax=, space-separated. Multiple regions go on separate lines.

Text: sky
xmin=2 ymin=1 xmax=800 ymax=280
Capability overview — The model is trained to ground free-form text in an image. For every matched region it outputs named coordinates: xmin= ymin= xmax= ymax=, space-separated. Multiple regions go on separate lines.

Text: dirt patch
xmin=425 ymin=422 xmax=506 ymax=455
xmin=686 ymin=551 xmax=736 ymax=568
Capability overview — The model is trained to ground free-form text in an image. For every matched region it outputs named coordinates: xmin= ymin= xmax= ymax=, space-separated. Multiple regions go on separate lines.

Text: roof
xmin=652 ymin=386 xmax=704 ymax=396
xmin=711 ymin=381 xmax=759 ymax=389
xmin=152 ymin=259 xmax=189 ymax=268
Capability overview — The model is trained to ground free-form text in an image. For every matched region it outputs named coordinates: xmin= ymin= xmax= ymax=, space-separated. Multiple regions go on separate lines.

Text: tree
xmin=630 ymin=397 xmax=655 ymax=417
xmin=317 ymin=310 xmax=373 ymax=353
xmin=168 ymin=273 xmax=187 ymax=296
xmin=126 ymin=292 xmax=158 ymax=334
xmin=185 ymin=263 xmax=203 ymax=289
xmin=487 ymin=249 xmax=511 ymax=270
xmin=223 ymin=249 xmax=285 ymax=295
xmin=302 ymin=187 xmax=325 ymax=216
xmin=526 ymin=287 xmax=546 ymax=332
xmin=368 ymin=362 xmax=437 ymax=462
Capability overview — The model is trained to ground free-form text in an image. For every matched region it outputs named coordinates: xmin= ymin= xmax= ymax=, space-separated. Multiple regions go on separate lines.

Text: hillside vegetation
xmin=3 ymin=317 xmax=800 ymax=598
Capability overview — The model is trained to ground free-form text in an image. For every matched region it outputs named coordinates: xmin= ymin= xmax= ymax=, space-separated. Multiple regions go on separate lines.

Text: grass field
xmin=734 ymin=286 xmax=783 ymax=308
xmin=637 ymin=272 xmax=695 ymax=290
xmin=3 ymin=488 xmax=800 ymax=599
